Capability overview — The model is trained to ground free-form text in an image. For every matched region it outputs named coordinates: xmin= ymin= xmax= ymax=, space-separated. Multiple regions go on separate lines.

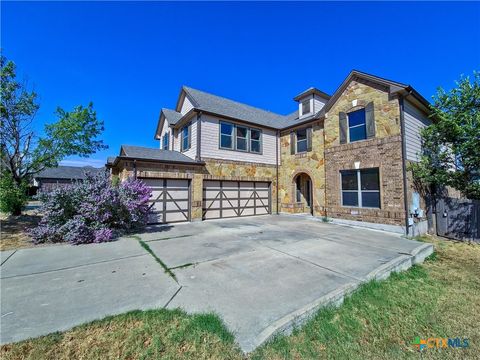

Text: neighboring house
xmin=33 ymin=166 xmax=105 ymax=192
xmin=108 ymin=70 xmax=432 ymax=235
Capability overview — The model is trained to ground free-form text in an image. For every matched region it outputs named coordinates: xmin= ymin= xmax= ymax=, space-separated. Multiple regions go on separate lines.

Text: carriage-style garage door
xmin=141 ymin=178 xmax=190 ymax=224
xmin=203 ymin=181 xmax=271 ymax=220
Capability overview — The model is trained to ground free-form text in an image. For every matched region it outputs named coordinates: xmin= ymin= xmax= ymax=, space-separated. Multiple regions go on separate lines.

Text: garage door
xmin=141 ymin=178 xmax=190 ymax=224
xmin=203 ymin=181 xmax=270 ymax=220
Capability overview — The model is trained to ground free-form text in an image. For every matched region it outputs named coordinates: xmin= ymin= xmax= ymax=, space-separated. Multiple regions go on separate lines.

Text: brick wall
xmin=325 ymin=136 xmax=405 ymax=225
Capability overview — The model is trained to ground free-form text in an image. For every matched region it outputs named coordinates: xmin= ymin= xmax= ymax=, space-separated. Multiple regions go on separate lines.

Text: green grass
xmin=253 ymin=236 xmax=480 ymax=359
xmin=0 ymin=309 xmax=239 ymax=360
xmin=2 ymin=235 xmax=479 ymax=359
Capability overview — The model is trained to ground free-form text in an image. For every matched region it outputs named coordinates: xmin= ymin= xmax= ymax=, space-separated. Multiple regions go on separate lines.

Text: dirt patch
xmin=0 ymin=210 xmax=40 ymax=251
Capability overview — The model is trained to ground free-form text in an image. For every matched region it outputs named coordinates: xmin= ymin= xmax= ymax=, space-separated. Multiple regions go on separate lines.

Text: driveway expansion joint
xmin=263 ymin=245 xmax=364 ymax=282
xmin=0 ymin=253 xmax=148 ymax=279
xmin=164 ymin=286 xmax=183 ymax=308
xmin=1 ymin=250 xmax=17 ymax=266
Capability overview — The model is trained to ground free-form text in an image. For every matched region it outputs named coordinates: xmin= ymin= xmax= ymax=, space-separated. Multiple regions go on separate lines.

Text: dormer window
xmin=302 ymin=100 xmax=310 ymax=115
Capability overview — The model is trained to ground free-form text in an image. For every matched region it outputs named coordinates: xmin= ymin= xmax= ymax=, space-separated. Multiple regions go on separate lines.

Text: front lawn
xmin=2 ymin=235 xmax=479 ymax=359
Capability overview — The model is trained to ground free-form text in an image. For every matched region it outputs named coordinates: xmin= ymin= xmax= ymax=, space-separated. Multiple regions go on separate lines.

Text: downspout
xmin=276 ymin=129 xmax=280 ymax=215
xmin=196 ymin=111 xmax=202 ymax=161
xmin=399 ymin=96 xmax=410 ymax=236
xmin=133 ymin=159 xmax=137 ymax=180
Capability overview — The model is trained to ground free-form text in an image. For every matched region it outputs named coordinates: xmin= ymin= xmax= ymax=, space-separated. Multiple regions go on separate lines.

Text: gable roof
xmin=156 ymin=70 xmax=431 ymax=135
xmin=118 ymin=145 xmax=202 ymax=165
xmin=35 ymin=166 xmax=104 ymax=180
xmin=154 ymin=108 xmax=183 ymax=140
xmin=293 ymin=87 xmax=331 ymax=102
xmin=162 ymin=108 xmax=182 ymax=125
xmin=322 ymin=70 xmax=431 ymax=114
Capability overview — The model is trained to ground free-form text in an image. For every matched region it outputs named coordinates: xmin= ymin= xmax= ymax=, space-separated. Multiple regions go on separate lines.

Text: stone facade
xmin=324 ymin=79 xmax=401 ymax=149
xmin=202 ymin=158 xmax=277 ymax=215
xmin=278 ymin=121 xmax=326 ymax=215
xmin=111 ymin=158 xmax=277 ymax=221
xmin=111 ymin=76 xmax=424 ymax=230
xmin=323 ymin=79 xmax=405 ymax=226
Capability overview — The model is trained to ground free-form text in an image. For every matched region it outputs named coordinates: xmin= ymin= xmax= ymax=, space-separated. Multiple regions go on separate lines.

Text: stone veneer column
xmin=191 ymin=173 xmax=203 ymax=221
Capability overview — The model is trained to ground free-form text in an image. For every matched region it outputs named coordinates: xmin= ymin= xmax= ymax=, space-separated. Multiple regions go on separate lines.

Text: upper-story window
xmin=181 ymin=123 xmax=190 ymax=152
xmin=348 ymin=108 xmax=367 ymax=142
xmin=250 ymin=128 xmax=261 ymax=153
xmin=220 ymin=121 xmax=262 ymax=154
xmin=291 ymin=127 xmax=312 ymax=154
xmin=220 ymin=122 xmax=234 ymax=149
xmin=236 ymin=125 xmax=248 ymax=151
xmin=296 ymin=128 xmax=308 ymax=153
xmin=162 ymin=132 xmax=169 ymax=150
xmin=302 ymin=100 xmax=310 ymax=115
xmin=339 ymin=102 xmax=375 ymax=144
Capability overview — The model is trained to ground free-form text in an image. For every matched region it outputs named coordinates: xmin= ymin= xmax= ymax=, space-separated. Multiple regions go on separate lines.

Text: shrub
xmin=30 ymin=171 xmax=151 ymax=245
xmin=0 ymin=171 xmax=28 ymax=215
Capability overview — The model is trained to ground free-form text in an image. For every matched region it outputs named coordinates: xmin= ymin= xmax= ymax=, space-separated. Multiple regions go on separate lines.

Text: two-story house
xmin=108 ymin=70 xmax=432 ymax=235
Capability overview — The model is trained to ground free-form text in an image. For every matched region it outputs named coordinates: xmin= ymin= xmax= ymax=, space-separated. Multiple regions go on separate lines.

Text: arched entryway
xmin=293 ymin=172 xmax=313 ymax=215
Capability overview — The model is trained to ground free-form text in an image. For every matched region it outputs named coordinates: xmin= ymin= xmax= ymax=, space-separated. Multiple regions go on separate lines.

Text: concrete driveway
xmin=0 ymin=215 xmax=433 ymax=352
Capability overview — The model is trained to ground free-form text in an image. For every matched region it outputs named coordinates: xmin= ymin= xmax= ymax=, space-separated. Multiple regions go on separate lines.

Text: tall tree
xmin=410 ymin=72 xmax=480 ymax=199
xmin=1 ymin=55 xmax=107 ymax=186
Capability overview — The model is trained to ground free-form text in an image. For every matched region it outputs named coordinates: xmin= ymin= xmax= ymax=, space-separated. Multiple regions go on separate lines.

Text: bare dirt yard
xmin=0 ymin=208 xmax=40 ymax=251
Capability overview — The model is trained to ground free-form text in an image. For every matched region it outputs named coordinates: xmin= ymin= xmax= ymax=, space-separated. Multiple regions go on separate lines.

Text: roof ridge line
xmin=183 ymin=85 xmax=292 ymax=118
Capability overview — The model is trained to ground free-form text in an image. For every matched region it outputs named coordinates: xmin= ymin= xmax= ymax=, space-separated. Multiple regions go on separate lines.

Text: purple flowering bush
xmin=30 ymin=171 xmax=151 ymax=245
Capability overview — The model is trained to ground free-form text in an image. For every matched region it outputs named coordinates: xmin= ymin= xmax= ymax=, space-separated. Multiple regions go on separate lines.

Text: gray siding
xmin=404 ymin=100 xmax=431 ymax=162
xmin=173 ymin=117 xmax=197 ymax=159
xmin=200 ymin=114 xmax=278 ymax=165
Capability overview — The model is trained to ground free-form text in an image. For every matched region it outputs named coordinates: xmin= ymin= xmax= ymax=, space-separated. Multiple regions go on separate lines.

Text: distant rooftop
xmin=35 ymin=166 xmax=104 ymax=180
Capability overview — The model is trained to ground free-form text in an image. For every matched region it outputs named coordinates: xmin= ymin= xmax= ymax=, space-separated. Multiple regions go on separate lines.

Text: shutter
xmin=339 ymin=112 xmax=347 ymax=144
xmin=365 ymin=102 xmax=375 ymax=139
xmin=188 ymin=122 xmax=192 ymax=150
xmin=290 ymin=132 xmax=295 ymax=155
xmin=306 ymin=127 xmax=312 ymax=152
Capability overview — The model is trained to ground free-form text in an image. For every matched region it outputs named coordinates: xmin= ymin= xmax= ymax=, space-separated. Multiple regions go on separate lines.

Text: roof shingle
xmin=120 ymin=145 xmax=201 ymax=164
xmin=183 ymin=86 xmax=296 ymax=129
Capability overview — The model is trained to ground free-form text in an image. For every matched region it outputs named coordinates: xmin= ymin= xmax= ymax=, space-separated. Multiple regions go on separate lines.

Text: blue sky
xmin=2 ymin=1 xmax=479 ymax=167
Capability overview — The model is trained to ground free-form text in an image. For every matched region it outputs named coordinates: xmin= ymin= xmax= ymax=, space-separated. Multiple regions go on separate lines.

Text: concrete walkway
xmin=0 ymin=215 xmax=433 ymax=352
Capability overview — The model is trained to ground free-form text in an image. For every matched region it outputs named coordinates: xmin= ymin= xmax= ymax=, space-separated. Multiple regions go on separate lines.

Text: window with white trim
xmin=341 ymin=168 xmax=380 ymax=208
xmin=302 ymin=100 xmax=310 ymax=115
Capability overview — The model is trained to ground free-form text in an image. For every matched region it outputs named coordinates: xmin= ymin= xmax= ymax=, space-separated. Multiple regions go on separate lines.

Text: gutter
xmin=276 ymin=129 xmax=279 ymax=214
xmin=196 ymin=111 xmax=202 ymax=161
xmin=399 ymin=96 xmax=410 ymax=236
xmin=281 ymin=113 xmax=325 ymax=132
xmin=112 ymin=156 xmax=205 ymax=168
